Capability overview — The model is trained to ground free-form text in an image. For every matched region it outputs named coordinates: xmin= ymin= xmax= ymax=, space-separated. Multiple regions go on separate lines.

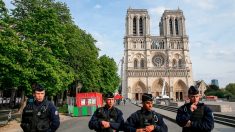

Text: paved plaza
xmin=1 ymin=102 xmax=235 ymax=132
xmin=58 ymin=102 xmax=235 ymax=132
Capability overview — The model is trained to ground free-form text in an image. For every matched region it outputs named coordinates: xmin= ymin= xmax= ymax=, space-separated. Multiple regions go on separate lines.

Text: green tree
xmin=0 ymin=0 xmax=31 ymax=90
xmin=2 ymin=0 xmax=116 ymax=103
xmin=0 ymin=0 xmax=7 ymax=19
xmin=0 ymin=0 xmax=35 ymax=109
xmin=205 ymin=84 xmax=219 ymax=94
xmin=11 ymin=0 xmax=74 ymax=95
xmin=98 ymin=55 xmax=120 ymax=94
xmin=225 ymin=83 xmax=235 ymax=96
xmin=64 ymin=24 xmax=100 ymax=92
xmin=204 ymin=84 xmax=235 ymax=98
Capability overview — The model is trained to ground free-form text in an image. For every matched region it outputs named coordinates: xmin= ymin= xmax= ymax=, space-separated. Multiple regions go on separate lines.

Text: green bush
xmin=58 ymin=104 xmax=68 ymax=113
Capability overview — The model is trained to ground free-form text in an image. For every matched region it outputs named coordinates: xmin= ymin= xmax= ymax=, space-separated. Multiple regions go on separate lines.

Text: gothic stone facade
xmin=121 ymin=9 xmax=194 ymax=101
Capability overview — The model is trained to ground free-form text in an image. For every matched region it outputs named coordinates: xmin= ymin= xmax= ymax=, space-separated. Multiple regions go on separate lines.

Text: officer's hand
xmin=101 ymin=121 xmax=110 ymax=128
xmin=145 ymin=125 xmax=155 ymax=132
xmin=184 ymin=120 xmax=192 ymax=127
xmin=136 ymin=128 xmax=145 ymax=132
xmin=190 ymin=104 xmax=197 ymax=112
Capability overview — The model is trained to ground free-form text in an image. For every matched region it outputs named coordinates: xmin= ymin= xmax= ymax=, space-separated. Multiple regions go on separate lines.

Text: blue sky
xmin=4 ymin=0 xmax=235 ymax=88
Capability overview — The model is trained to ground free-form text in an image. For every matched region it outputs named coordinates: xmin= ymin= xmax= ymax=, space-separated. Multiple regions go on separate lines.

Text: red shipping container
xmin=76 ymin=92 xmax=103 ymax=107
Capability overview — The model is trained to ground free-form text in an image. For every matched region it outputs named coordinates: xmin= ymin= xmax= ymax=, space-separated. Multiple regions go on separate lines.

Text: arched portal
xmin=174 ymin=80 xmax=187 ymax=101
xmin=132 ymin=81 xmax=147 ymax=101
xmin=151 ymin=78 xmax=170 ymax=98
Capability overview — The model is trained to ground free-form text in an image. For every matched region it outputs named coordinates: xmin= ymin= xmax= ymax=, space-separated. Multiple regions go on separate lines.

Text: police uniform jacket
xmin=88 ymin=105 xmax=124 ymax=132
xmin=125 ymin=108 xmax=168 ymax=132
xmin=176 ymin=102 xmax=214 ymax=132
xmin=21 ymin=99 xmax=60 ymax=132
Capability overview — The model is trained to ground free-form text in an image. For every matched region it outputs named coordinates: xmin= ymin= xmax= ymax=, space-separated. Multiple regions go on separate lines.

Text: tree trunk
xmin=62 ymin=90 xmax=67 ymax=105
xmin=54 ymin=95 xmax=57 ymax=106
xmin=50 ymin=96 xmax=54 ymax=105
xmin=10 ymin=88 xmax=16 ymax=108
xmin=60 ymin=91 xmax=64 ymax=105
xmin=17 ymin=91 xmax=26 ymax=114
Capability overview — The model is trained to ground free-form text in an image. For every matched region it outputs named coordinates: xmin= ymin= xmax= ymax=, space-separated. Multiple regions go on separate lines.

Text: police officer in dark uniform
xmin=21 ymin=84 xmax=60 ymax=132
xmin=88 ymin=92 xmax=124 ymax=132
xmin=176 ymin=86 xmax=214 ymax=132
xmin=125 ymin=93 xmax=168 ymax=132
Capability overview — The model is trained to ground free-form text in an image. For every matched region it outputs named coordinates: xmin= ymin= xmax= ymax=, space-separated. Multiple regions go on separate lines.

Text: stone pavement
xmin=1 ymin=102 xmax=235 ymax=132
xmin=0 ymin=113 xmax=73 ymax=132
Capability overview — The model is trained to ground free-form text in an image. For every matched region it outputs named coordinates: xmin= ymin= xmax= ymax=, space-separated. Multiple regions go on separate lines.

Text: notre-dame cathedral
xmin=121 ymin=8 xmax=194 ymax=101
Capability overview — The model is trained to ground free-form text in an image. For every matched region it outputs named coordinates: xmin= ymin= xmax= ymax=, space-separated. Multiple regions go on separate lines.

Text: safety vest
xmin=191 ymin=104 xmax=205 ymax=121
xmin=137 ymin=110 xmax=158 ymax=129
xmin=21 ymin=100 xmax=50 ymax=132
xmin=96 ymin=107 xmax=118 ymax=132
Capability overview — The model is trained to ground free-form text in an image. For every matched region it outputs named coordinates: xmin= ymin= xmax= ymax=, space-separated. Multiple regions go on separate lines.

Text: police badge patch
xmin=153 ymin=114 xmax=158 ymax=123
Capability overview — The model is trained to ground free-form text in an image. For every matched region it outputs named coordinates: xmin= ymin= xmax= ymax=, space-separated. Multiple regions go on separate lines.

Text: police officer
xmin=125 ymin=93 xmax=168 ymax=132
xmin=176 ymin=86 xmax=214 ymax=132
xmin=88 ymin=92 xmax=124 ymax=132
xmin=21 ymin=84 xmax=60 ymax=132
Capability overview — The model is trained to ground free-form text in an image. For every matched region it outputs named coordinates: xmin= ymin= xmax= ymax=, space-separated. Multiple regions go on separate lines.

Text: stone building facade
xmin=195 ymin=80 xmax=208 ymax=97
xmin=121 ymin=8 xmax=194 ymax=101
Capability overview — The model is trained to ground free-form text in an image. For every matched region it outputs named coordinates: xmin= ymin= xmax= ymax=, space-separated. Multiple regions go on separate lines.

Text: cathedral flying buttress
xmin=121 ymin=8 xmax=194 ymax=101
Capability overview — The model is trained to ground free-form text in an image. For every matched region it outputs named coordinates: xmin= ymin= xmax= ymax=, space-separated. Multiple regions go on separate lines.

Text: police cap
xmin=188 ymin=86 xmax=199 ymax=95
xmin=142 ymin=93 xmax=153 ymax=102
xmin=33 ymin=84 xmax=45 ymax=92
xmin=104 ymin=92 xmax=114 ymax=98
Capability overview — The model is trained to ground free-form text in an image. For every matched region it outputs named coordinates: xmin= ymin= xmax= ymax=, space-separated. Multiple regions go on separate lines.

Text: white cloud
xmin=149 ymin=6 xmax=166 ymax=16
xmin=94 ymin=4 xmax=101 ymax=9
xmin=191 ymin=40 xmax=235 ymax=87
xmin=90 ymin=31 xmax=108 ymax=50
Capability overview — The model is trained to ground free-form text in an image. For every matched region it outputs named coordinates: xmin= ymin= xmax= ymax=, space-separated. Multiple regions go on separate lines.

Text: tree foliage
xmin=98 ymin=55 xmax=120 ymax=94
xmin=0 ymin=0 xmax=31 ymax=92
xmin=8 ymin=0 xmax=75 ymax=95
xmin=205 ymin=85 xmax=219 ymax=96
xmin=225 ymin=83 xmax=235 ymax=96
xmin=205 ymin=84 xmax=235 ymax=98
xmin=0 ymin=0 xmax=120 ymax=98
xmin=64 ymin=24 xmax=100 ymax=92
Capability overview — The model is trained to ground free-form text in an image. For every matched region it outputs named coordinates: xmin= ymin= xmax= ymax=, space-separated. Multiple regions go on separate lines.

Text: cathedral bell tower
xmin=159 ymin=10 xmax=187 ymax=37
xmin=125 ymin=8 xmax=150 ymax=36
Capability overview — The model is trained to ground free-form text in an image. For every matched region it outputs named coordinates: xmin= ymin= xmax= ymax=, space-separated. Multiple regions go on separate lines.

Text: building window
xmin=171 ymin=42 xmax=174 ymax=49
xmin=172 ymin=59 xmax=177 ymax=68
xmin=140 ymin=41 xmax=144 ymax=49
xmin=178 ymin=59 xmax=183 ymax=68
xmin=169 ymin=18 xmax=173 ymax=35
xmin=175 ymin=19 xmax=179 ymax=35
xmin=177 ymin=42 xmax=180 ymax=49
xmin=134 ymin=59 xmax=138 ymax=69
xmin=152 ymin=55 xmax=165 ymax=67
xmin=139 ymin=17 xmax=143 ymax=36
xmin=141 ymin=59 xmax=145 ymax=68
xmin=133 ymin=17 xmax=137 ymax=35
xmin=151 ymin=41 xmax=159 ymax=49
xmin=159 ymin=42 xmax=164 ymax=49
xmin=133 ymin=42 xmax=137 ymax=49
